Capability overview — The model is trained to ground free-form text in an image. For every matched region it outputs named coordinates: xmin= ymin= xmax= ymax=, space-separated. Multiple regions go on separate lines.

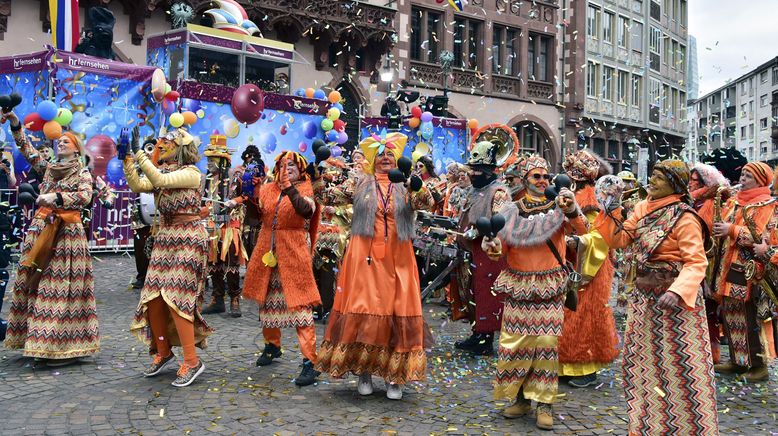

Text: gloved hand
xmin=409 ymin=175 xmax=423 ymax=192
xmin=242 ymin=165 xmax=258 ymax=197
xmin=278 ymin=159 xmax=292 ymax=190
xmin=131 ymin=126 xmax=141 ymax=155
xmin=117 ymin=128 xmax=130 ymax=161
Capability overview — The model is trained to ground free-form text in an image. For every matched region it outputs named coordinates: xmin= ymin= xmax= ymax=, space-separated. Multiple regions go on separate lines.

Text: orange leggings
xmin=263 ymin=326 xmax=317 ymax=363
xmin=147 ymin=296 xmax=199 ymax=367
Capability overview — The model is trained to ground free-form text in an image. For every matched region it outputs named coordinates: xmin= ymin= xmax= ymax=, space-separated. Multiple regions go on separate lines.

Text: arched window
xmin=512 ymin=121 xmax=552 ymax=159
xmin=335 ymin=81 xmax=363 ymax=155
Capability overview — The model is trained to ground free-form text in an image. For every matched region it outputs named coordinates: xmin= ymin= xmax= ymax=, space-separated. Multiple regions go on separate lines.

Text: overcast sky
xmin=690 ymin=0 xmax=778 ymax=95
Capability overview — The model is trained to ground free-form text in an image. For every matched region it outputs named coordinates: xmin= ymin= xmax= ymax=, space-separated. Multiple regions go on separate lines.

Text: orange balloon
xmin=468 ymin=119 xmax=479 ymax=129
xmin=182 ymin=111 xmax=197 ymax=125
xmin=408 ymin=117 xmax=421 ymax=129
xmin=305 ymin=88 xmax=315 ymax=98
xmin=43 ymin=120 xmax=62 ymax=140
xmin=328 ymin=90 xmax=342 ymax=103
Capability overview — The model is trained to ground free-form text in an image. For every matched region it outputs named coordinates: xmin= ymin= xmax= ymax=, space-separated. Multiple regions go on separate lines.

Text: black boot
xmin=256 ymin=343 xmax=283 ymax=366
xmin=469 ymin=333 xmax=495 ymax=356
xmin=455 ymin=333 xmax=479 ymax=351
xmin=294 ymin=359 xmax=321 ymax=386
xmin=202 ymin=296 xmax=225 ymax=314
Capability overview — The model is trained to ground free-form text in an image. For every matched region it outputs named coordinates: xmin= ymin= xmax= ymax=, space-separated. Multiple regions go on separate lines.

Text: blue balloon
xmin=296 ymin=88 xmax=306 ymax=97
xmin=37 ymin=100 xmax=58 ymax=121
xmin=302 ymin=121 xmax=318 ymax=139
xmin=332 ymin=103 xmax=344 ymax=112
xmin=105 ymin=157 xmax=127 ymax=187
xmin=180 ymin=98 xmax=201 ymax=113
xmin=326 ymin=130 xmax=339 ymax=142
xmin=421 ymin=122 xmax=434 ymax=140
xmin=313 ymin=89 xmax=326 ymax=100
xmin=258 ymin=132 xmax=277 ymax=154
xmin=12 ymin=148 xmax=30 ymax=176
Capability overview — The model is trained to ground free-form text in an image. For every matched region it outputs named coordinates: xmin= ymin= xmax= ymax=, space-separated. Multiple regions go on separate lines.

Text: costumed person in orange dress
xmin=124 ymin=126 xmax=213 ymax=387
xmin=558 ymin=150 xmax=619 ymax=388
xmin=243 ymin=151 xmax=322 ymax=387
xmin=201 ymin=135 xmax=247 ymax=317
xmin=315 ymin=131 xmax=434 ymax=400
xmin=452 ymin=130 xmax=512 ymax=356
xmin=713 ymin=161 xmax=777 ymax=381
xmin=485 ymin=155 xmax=587 ymax=431
xmin=689 ymin=163 xmax=730 ymax=364
xmin=595 ymin=160 xmax=718 ymax=434
xmin=1 ymin=109 xmax=99 ymax=367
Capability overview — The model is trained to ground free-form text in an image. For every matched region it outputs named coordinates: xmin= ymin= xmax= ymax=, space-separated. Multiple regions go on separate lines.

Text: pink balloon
xmin=298 ymin=142 xmax=308 ymax=153
xmin=231 ymin=84 xmax=264 ymax=125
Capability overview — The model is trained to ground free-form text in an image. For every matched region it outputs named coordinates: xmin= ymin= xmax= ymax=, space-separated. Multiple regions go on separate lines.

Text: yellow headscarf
xmin=358 ymin=130 xmax=408 ymax=174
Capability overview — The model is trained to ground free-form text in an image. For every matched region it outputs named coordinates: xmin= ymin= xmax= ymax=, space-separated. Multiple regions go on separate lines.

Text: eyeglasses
xmin=531 ymin=174 xmax=552 ymax=181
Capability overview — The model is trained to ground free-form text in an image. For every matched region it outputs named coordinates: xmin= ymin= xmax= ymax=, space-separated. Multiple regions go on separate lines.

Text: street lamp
xmin=439 ymin=50 xmax=454 ymax=99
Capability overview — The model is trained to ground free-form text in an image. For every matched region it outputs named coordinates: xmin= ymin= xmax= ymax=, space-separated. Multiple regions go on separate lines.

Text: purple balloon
xmin=331 ymin=146 xmax=342 ymax=158
xmin=162 ymin=100 xmax=177 ymax=115
xmin=105 ymin=157 xmax=127 ymax=187
xmin=420 ymin=111 xmax=433 ymax=123
xmin=336 ymin=131 xmax=348 ymax=145
xmin=302 ymin=121 xmax=317 ymax=139
xmin=231 ymin=84 xmax=264 ymax=125
xmin=180 ymin=98 xmax=201 ymax=113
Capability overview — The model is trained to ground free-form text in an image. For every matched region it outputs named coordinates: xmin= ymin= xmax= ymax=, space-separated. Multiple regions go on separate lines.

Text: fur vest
xmin=351 ymin=175 xmax=415 ymax=241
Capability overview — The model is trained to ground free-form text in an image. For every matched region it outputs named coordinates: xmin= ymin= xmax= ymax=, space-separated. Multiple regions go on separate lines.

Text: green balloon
xmin=321 ymin=118 xmax=334 ymax=131
xmin=54 ymin=108 xmax=73 ymax=126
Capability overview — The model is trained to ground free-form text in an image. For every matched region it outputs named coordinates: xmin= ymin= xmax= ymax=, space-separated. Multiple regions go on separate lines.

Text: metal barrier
xmin=0 ymin=188 xmax=136 ymax=253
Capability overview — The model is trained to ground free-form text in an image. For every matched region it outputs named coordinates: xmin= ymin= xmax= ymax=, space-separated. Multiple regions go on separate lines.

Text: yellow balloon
xmin=169 ymin=112 xmax=184 ymax=128
xmin=196 ymin=109 xmax=205 ymax=118
xmin=224 ymin=119 xmax=240 ymax=138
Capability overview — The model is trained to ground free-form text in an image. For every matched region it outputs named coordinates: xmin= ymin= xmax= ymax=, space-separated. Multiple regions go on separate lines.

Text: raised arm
xmin=123 ymin=157 xmax=154 ymax=193
xmin=594 ymin=203 xmax=641 ymax=250
xmin=135 ymin=151 xmax=201 ymax=189
xmin=8 ymin=114 xmax=47 ymax=177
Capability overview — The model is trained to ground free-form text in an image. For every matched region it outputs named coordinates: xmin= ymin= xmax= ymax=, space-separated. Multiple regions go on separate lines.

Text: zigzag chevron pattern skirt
xmin=131 ymin=221 xmax=213 ymax=350
xmin=623 ymin=291 xmax=718 ymax=435
xmin=5 ymin=221 xmax=100 ymax=359
xmin=258 ymin=269 xmax=314 ymax=328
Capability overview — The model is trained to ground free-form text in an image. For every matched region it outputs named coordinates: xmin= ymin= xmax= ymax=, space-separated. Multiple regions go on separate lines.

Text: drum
xmin=139 ymin=193 xmax=157 ymax=226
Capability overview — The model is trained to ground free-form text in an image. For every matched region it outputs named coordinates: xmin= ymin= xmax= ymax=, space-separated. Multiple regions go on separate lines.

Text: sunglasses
xmin=531 ymin=174 xmax=552 ymax=181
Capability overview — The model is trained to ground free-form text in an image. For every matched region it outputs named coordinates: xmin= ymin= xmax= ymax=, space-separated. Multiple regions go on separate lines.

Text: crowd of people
xmin=2 ymin=109 xmax=777 ymax=434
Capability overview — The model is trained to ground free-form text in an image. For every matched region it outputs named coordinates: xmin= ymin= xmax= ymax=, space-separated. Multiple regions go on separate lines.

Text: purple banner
xmin=175 ymin=80 xmax=329 ymax=115
xmin=175 ymin=79 xmax=235 ymax=103
xmin=147 ymin=29 xmax=188 ymax=50
xmin=248 ymin=44 xmax=294 ymax=60
xmin=57 ymin=51 xmax=157 ymax=82
xmin=191 ymin=33 xmax=242 ymax=50
xmin=0 ymin=51 xmax=49 ymax=74
xmin=264 ymin=93 xmax=329 ymax=115
xmin=362 ymin=116 xmax=468 ymax=130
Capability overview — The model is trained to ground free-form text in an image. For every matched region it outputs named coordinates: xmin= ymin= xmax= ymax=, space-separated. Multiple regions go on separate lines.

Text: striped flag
xmin=448 ymin=0 xmax=465 ymax=12
xmin=49 ymin=0 xmax=80 ymax=51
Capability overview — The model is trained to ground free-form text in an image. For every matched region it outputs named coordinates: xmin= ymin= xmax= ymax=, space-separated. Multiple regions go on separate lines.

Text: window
xmin=749 ymin=101 xmax=754 ymax=113
xmin=741 ymin=126 xmax=747 ymax=137
xmin=528 ymin=33 xmax=552 ymax=82
xmin=672 ymin=0 xmax=678 ymax=20
xmin=699 ymin=117 xmax=707 ymax=129
xmin=631 ymin=75 xmax=642 ymax=107
xmin=617 ymin=16 xmax=629 ymax=47
xmin=649 ymin=27 xmax=661 ymax=71
xmin=761 ymin=71 xmax=768 ymax=84
xmin=749 ymin=124 xmax=754 ymax=139
xmin=453 ymin=18 xmax=482 ymax=70
xmin=761 ymin=94 xmax=769 ymax=107
xmin=617 ymin=70 xmax=628 ymax=104
xmin=513 ymin=122 xmax=552 ymax=156
xmin=650 ymin=1 xmax=661 ymax=20
xmin=761 ymin=118 xmax=769 ymax=129
xmin=740 ymin=103 xmax=746 ymax=116
xmin=649 ymin=78 xmax=661 ymax=123
xmin=410 ymin=8 xmax=442 ymax=64
xmin=761 ymin=142 xmax=768 ymax=155
xmin=679 ymin=44 xmax=686 ymax=73
xmin=662 ymin=84 xmax=670 ymax=112
xmin=587 ymin=62 xmax=598 ymax=97
xmin=773 ymin=67 xmax=778 ymax=86
xmin=663 ymin=37 xmax=672 ymax=66
xmin=603 ymin=11 xmax=615 ymax=44
xmin=741 ymin=81 xmax=748 ymax=94
xmin=587 ymin=6 xmax=601 ymax=39
xmin=492 ymin=26 xmax=519 ymax=76
xmin=680 ymin=0 xmax=688 ymax=25
xmin=602 ymin=66 xmax=614 ymax=101
xmin=663 ymin=0 xmax=670 ymax=16
xmin=631 ymin=21 xmax=644 ymax=52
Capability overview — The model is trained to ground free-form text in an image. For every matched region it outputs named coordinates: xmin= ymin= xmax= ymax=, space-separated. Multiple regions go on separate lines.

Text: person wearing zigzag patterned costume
xmin=123 ymin=126 xmax=213 ymax=388
xmin=315 ymin=131 xmax=434 ymax=400
xmin=484 ymin=155 xmax=587 ymax=431
xmin=713 ymin=161 xmax=777 ymax=382
xmin=1 ymin=109 xmax=99 ymax=367
xmin=594 ymin=160 xmax=718 ymax=435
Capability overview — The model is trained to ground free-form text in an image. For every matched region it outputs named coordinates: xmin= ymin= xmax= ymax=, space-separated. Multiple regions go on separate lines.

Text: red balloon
xmin=333 ymin=119 xmax=346 ymax=132
xmin=165 ymin=91 xmax=180 ymax=101
xmin=231 ymin=84 xmax=264 ymax=125
xmin=85 ymin=134 xmax=117 ymax=177
xmin=23 ymin=113 xmax=45 ymax=131
xmin=411 ymin=106 xmax=423 ymax=118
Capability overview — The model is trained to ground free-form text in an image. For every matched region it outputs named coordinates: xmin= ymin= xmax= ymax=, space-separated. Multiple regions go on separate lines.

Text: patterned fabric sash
xmin=634 ymin=261 xmax=682 ymax=299
xmin=633 ymin=201 xmax=690 ymax=266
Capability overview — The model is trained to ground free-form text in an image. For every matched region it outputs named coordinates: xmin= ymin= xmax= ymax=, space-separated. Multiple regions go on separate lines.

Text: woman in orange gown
xmin=316 ymin=131 xmax=433 ymax=400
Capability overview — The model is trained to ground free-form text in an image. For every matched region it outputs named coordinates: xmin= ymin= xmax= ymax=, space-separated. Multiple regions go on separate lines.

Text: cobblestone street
xmin=0 ymin=254 xmax=776 ymax=435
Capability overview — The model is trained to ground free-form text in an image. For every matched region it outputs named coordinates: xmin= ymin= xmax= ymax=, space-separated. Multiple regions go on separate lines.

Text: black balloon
xmin=554 ymin=174 xmax=572 ymax=190
xmin=388 ymin=169 xmax=406 ymax=184
xmin=475 ymin=217 xmax=492 ymax=237
xmin=0 ymin=95 xmax=10 ymax=110
xmin=315 ymin=145 xmax=331 ymax=164
xmin=312 ymin=139 xmax=326 ymax=152
xmin=490 ymin=214 xmax=506 ymax=235
xmin=9 ymin=92 xmax=22 ymax=107
xmin=18 ymin=192 xmax=36 ymax=206
xmin=544 ymin=185 xmax=559 ymax=200
xmin=18 ymin=183 xmax=37 ymax=196
xmin=409 ymin=175 xmax=423 ymax=192
xmin=397 ymin=156 xmax=413 ymax=177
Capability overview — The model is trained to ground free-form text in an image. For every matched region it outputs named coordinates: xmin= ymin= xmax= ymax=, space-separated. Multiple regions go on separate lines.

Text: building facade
xmin=563 ymin=0 xmax=688 ymax=172
xmin=386 ymin=0 xmax=563 ymax=167
xmin=692 ymin=57 xmax=778 ymax=164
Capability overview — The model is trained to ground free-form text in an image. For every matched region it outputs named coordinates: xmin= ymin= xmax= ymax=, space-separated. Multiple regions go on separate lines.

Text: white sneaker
xmin=357 ymin=373 xmax=373 ymax=395
xmin=386 ymin=383 xmax=403 ymax=400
